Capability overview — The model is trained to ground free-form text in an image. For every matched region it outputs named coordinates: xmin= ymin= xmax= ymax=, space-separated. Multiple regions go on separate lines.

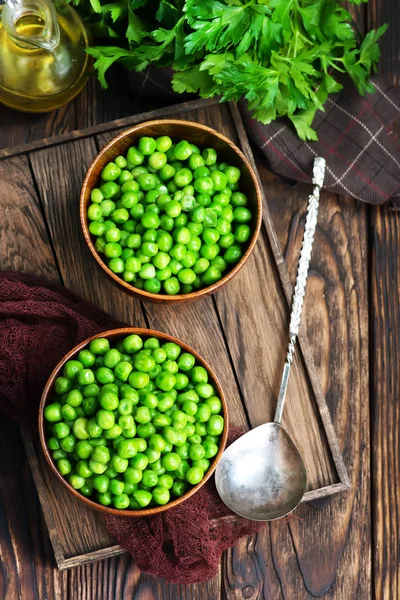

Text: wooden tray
xmin=0 ymin=98 xmax=349 ymax=570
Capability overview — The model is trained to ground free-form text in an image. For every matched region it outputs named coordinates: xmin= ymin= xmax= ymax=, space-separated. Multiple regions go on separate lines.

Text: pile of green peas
xmin=87 ymin=135 xmax=253 ymax=295
xmin=44 ymin=334 xmax=225 ymax=510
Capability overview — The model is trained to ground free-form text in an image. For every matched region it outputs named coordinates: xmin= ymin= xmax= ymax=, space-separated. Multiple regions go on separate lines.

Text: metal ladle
xmin=215 ymin=156 xmax=326 ymax=521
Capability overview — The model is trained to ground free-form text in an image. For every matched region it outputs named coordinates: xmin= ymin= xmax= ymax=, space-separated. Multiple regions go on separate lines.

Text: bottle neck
xmin=2 ymin=0 xmax=60 ymax=51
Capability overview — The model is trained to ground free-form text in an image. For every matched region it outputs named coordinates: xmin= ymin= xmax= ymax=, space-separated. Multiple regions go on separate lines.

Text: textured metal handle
xmin=274 ymin=157 xmax=326 ymax=424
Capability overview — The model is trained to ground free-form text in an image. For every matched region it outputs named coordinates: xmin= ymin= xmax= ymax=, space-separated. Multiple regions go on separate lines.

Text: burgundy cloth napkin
xmin=0 ymin=271 xmax=264 ymax=583
xmin=129 ymin=68 xmax=400 ymax=205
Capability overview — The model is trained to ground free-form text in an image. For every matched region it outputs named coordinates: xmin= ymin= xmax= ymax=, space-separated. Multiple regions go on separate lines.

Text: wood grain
xmin=0 ymin=156 xmax=58 ymax=280
xmin=0 ymin=68 xmax=139 ymax=153
xmin=2 ymin=2 xmax=397 ymax=590
xmin=262 ymin=160 xmax=370 ymax=598
xmin=368 ymin=1 xmax=400 ymax=598
xmin=0 ymin=100 xmax=346 ymax=600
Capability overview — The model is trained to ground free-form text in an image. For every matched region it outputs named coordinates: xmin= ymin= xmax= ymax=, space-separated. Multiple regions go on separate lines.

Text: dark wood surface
xmin=1 ymin=99 xmax=347 ymax=572
xmin=0 ymin=0 xmax=398 ymax=596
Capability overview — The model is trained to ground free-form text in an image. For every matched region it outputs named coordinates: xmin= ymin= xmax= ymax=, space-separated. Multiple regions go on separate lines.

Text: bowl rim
xmin=80 ymin=119 xmax=263 ymax=302
xmin=38 ymin=327 xmax=229 ymax=517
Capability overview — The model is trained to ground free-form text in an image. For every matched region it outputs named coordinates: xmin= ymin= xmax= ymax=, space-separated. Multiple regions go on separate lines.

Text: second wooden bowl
xmin=80 ymin=119 xmax=262 ymax=303
xmin=38 ymin=328 xmax=229 ymax=517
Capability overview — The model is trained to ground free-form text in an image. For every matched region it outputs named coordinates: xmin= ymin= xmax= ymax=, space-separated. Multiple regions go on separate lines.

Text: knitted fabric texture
xmin=0 ymin=271 xmax=264 ymax=583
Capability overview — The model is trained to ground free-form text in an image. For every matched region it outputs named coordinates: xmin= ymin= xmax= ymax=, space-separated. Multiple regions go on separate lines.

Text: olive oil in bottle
xmin=0 ymin=0 xmax=90 ymax=112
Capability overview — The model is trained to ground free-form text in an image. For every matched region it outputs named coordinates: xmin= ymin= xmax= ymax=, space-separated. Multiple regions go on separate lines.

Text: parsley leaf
xmin=71 ymin=0 xmax=386 ymax=140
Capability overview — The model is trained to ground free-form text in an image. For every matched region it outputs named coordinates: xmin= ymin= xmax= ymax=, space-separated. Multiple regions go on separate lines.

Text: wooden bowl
xmin=38 ymin=328 xmax=229 ymax=517
xmin=80 ymin=120 xmax=262 ymax=303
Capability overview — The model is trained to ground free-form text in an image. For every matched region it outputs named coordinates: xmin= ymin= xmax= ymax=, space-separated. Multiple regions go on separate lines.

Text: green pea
xmin=53 ymin=422 xmax=70 ymax=439
xmin=117 ymin=439 xmax=137 ymax=459
xmin=82 ymin=385 xmax=99 ymax=400
xmin=95 ymin=367 xmax=114 ymax=385
xmin=157 ymin=474 xmax=174 ymax=490
xmin=185 ymin=466 xmax=204 ymax=485
xmin=137 ymin=422 xmax=156 ymax=439
xmin=138 ymin=137 xmax=157 ymax=155
xmin=54 ymin=377 xmax=73 ymax=395
xmin=225 ymin=166 xmax=241 ymax=184
xmin=207 ymin=415 xmax=224 ymax=435
xmin=44 ymin=402 xmax=62 ymax=423
xmin=175 ymin=442 xmax=190 ymax=460
xmin=172 ymin=481 xmax=189 ymax=497
xmin=104 ymin=424 xmax=123 ymax=440
xmin=173 ymin=140 xmax=193 ymax=161
xmin=111 ymin=454 xmax=128 ymax=473
xmin=202 ymin=148 xmax=217 ymax=166
xmin=118 ymin=394 xmax=137 ymax=411
xmin=172 ymin=374 xmax=188 ymax=392
xmin=100 ymin=181 xmax=120 ymax=199
xmin=60 ymin=434 xmax=76 ymax=453
xmin=128 ymin=370 xmax=149 ymax=392
xmin=196 ymin=403 xmax=212 ymax=422
xmin=52 ymin=449 xmax=67 ymax=460
xmin=90 ymin=338 xmax=110 ymax=355
xmin=47 ymin=437 xmax=60 ymax=451
xmin=188 ymin=433 xmax=202 ymax=445
xmin=151 ymin=367 xmax=173 ymax=390
xmin=98 ymin=491 xmax=113 ymax=506
xmin=109 ymin=479 xmax=125 ymax=496
xmin=175 ymin=460 xmax=190 ymax=481
xmin=190 ymin=366 xmax=208 ymax=384
xmin=57 ymin=459 xmax=72 ymax=476
xmin=133 ymin=489 xmax=152 ymax=507
xmin=76 ymin=460 xmax=93 ymax=479
xmin=69 ymin=474 xmax=86 ymax=490
xmin=151 ymin=486 xmax=169 ymax=506
xmin=98 ymin=392 xmax=118 ymax=411
xmin=141 ymin=470 xmax=158 ymax=488
xmin=130 ymin=453 xmax=149 ymax=471
xmin=127 ymin=146 xmax=144 ymax=166
xmin=75 ymin=440 xmax=93 ymax=459
xmin=96 ymin=409 xmax=115 ymax=430
xmin=63 ymin=360 xmax=83 ymax=381
xmin=93 ymin=474 xmax=109 ymax=493
xmin=122 ymin=334 xmax=143 ymax=354
xmin=194 ymin=175 xmax=214 ymax=195
xmin=189 ymin=443 xmax=206 ymax=461
xmin=205 ymin=396 xmax=222 ymax=415
xmin=148 ymin=433 xmax=166 ymax=453
xmin=90 ymin=437 xmax=107 ymax=448
xmin=76 ymin=350 xmax=95 ymax=369
xmin=91 ymin=188 xmax=104 ymax=204
xmin=203 ymin=441 xmax=219 ymax=458
xmin=183 ymin=423 xmax=196 ymax=438
xmin=192 ymin=458 xmax=210 ymax=472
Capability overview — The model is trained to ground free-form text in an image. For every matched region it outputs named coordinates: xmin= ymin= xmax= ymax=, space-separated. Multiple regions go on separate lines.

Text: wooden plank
xmin=260 ymin=161 xmax=370 ymax=598
xmin=0 ymin=153 xmax=63 ymax=600
xmin=12 ymin=99 xmax=346 ymax=571
xmin=229 ymin=103 xmax=349 ymax=491
xmin=0 ymin=98 xmax=217 ymax=161
xmin=0 ymin=68 xmax=138 ymax=154
xmin=28 ymin=125 xmax=222 ymax=597
xmin=370 ymin=207 xmax=400 ymax=600
xmin=368 ymin=1 xmax=399 ymax=598
xmin=0 ymin=155 xmax=59 ymax=280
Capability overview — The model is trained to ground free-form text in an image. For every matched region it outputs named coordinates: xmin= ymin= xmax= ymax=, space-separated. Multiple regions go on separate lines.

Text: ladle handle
xmin=274 ymin=157 xmax=326 ymax=424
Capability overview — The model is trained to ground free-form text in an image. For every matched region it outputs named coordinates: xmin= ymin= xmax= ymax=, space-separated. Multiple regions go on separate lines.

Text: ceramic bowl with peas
xmin=39 ymin=328 xmax=228 ymax=516
xmin=80 ymin=120 xmax=262 ymax=303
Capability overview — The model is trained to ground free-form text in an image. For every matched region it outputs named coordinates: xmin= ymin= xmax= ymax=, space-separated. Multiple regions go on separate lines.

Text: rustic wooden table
xmin=0 ymin=2 xmax=398 ymax=597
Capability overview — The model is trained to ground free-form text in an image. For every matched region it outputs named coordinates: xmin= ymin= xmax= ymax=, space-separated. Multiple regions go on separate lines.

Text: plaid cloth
xmin=128 ymin=68 xmax=400 ymax=205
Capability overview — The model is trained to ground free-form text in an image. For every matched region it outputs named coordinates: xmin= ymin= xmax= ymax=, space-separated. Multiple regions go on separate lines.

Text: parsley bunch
xmin=71 ymin=0 xmax=387 ymax=140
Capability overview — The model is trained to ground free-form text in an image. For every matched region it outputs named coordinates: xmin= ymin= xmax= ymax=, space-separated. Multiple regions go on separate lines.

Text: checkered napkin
xmin=129 ymin=69 xmax=400 ymax=205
